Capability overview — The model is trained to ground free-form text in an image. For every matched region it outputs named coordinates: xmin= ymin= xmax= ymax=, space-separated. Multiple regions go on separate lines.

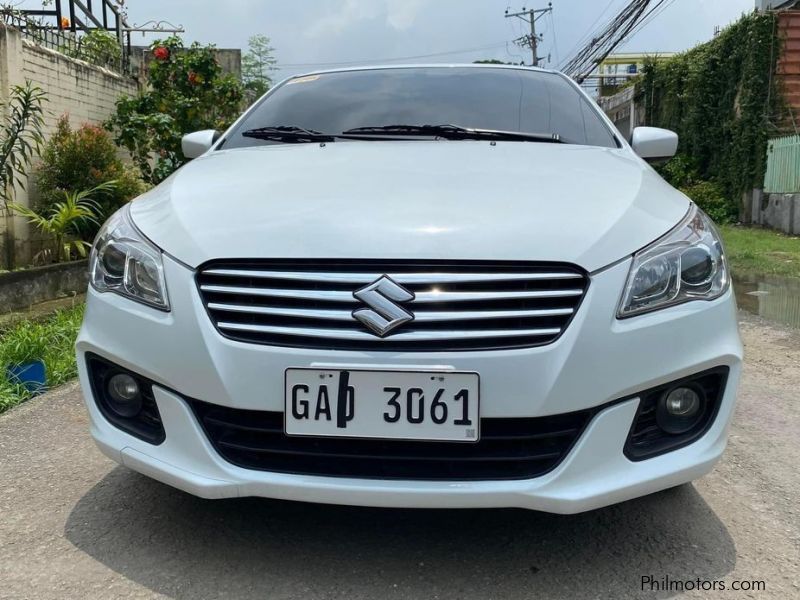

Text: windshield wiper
xmin=241 ymin=124 xmax=567 ymax=144
xmin=340 ymin=124 xmax=565 ymax=143
xmin=241 ymin=126 xmax=336 ymax=143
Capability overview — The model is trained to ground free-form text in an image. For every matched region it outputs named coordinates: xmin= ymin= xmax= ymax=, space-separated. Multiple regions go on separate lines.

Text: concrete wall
xmin=598 ymin=86 xmax=640 ymax=140
xmin=0 ymin=24 xmax=140 ymax=267
xmin=0 ymin=259 xmax=87 ymax=314
xmin=129 ymin=46 xmax=242 ymax=81
xmin=777 ymin=10 xmax=800 ymax=132
xmin=752 ymin=192 xmax=800 ymax=234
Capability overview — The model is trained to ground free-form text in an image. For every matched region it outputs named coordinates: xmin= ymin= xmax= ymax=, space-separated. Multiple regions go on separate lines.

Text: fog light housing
xmin=86 ymin=354 xmax=165 ymax=445
xmin=624 ymin=367 xmax=729 ymax=461
xmin=656 ymin=386 xmax=704 ymax=434
xmin=106 ymin=373 xmax=142 ymax=417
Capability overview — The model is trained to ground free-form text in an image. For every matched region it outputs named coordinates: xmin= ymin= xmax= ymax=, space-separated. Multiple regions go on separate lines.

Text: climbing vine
xmin=639 ymin=12 xmax=783 ymax=220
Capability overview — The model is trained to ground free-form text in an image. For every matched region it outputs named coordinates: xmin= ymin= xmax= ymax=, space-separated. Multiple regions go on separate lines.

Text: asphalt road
xmin=1 ymin=313 xmax=798 ymax=600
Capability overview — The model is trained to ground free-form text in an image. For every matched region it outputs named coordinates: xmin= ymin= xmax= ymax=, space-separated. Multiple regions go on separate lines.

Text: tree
xmin=106 ymin=36 xmax=244 ymax=184
xmin=473 ymin=59 xmax=521 ymax=65
xmin=242 ymin=34 xmax=277 ymax=99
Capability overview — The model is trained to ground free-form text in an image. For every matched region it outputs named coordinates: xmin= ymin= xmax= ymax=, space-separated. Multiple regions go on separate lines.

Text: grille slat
xmin=203 ymin=269 xmax=583 ymax=284
xmin=197 ymin=259 xmax=589 ymax=351
xmin=217 ymin=322 xmax=563 ymax=341
xmin=200 ymin=284 xmax=584 ymax=303
xmin=191 ymin=401 xmax=595 ymax=480
xmin=206 ymin=303 xmax=575 ymax=322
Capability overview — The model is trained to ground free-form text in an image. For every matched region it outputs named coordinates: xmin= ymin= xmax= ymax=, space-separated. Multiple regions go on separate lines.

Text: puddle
xmin=734 ymin=274 xmax=800 ymax=329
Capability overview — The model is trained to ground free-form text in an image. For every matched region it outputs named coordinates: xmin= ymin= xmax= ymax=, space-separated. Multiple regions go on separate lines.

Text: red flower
xmin=188 ymin=71 xmax=199 ymax=85
xmin=153 ymin=46 xmax=169 ymax=61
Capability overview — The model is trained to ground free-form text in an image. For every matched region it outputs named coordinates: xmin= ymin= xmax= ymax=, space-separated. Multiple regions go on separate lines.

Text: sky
xmin=18 ymin=0 xmax=757 ymax=79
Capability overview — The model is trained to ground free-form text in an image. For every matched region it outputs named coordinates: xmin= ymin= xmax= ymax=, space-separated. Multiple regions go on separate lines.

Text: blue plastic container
xmin=6 ymin=360 xmax=47 ymax=395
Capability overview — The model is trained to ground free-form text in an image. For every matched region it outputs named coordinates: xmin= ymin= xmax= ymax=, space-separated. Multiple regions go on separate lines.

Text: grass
xmin=0 ymin=304 xmax=84 ymax=414
xmin=720 ymin=225 xmax=800 ymax=279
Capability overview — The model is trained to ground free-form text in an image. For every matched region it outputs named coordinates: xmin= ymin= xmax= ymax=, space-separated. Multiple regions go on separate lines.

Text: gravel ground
xmin=0 ymin=312 xmax=798 ymax=600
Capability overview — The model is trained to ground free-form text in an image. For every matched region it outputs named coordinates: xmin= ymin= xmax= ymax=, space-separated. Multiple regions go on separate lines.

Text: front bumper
xmin=76 ymin=255 xmax=743 ymax=513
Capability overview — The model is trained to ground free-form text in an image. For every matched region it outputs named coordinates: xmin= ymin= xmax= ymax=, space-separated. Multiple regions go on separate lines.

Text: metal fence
xmin=764 ymin=134 xmax=800 ymax=194
xmin=1 ymin=11 xmax=81 ymax=57
xmin=1 ymin=0 xmax=132 ymax=75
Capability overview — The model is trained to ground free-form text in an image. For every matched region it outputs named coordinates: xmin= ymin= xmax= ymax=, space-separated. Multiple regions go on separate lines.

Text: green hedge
xmin=640 ymin=12 xmax=782 ymax=217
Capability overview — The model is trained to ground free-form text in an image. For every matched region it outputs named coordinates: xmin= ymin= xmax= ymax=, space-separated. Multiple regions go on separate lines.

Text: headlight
xmin=89 ymin=205 xmax=170 ymax=310
xmin=618 ymin=204 xmax=728 ymax=318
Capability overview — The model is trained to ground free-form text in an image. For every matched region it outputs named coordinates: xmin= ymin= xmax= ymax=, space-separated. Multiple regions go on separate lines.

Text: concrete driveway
xmin=1 ymin=314 xmax=798 ymax=600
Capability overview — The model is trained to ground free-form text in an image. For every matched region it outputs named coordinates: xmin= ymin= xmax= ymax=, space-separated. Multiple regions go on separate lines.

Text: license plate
xmin=284 ymin=368 xmax=480 ymax=442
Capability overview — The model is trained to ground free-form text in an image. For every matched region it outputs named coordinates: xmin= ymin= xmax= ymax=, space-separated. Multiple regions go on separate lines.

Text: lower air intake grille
xmin=196 ymin=259 xmax=589 ymax=351
xmin=190 ymin=400 xmax=595 ymax=481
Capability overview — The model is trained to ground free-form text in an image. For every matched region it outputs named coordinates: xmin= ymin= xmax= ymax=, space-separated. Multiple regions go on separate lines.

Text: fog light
xmin=656 ymin=386 xmax=704 ymax=435
xmin=665 ymin=387 xmax=701 ymax=416
xmin=106 ymin=373 xmax=142 ymax=417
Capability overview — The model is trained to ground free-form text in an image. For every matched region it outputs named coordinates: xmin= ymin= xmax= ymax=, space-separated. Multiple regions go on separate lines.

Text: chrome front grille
xmin=196 ymin=260 xmax=589 ymax=351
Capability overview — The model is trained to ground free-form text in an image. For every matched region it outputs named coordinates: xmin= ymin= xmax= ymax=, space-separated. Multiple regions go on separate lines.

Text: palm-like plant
xmin=0 ymin=81 xmax=47 ymax=269
xmin=0 ymin=82 xmax=47 ymax=209
xmin=10 ymin=181 xmax=116 ymax=264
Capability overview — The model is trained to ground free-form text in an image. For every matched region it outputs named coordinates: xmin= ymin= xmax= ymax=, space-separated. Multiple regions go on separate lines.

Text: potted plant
xmin=1 ymin=321 xmax=49 ymax=394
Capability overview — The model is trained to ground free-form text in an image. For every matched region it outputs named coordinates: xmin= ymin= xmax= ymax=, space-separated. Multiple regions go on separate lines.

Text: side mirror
xmin=182 ymin=130 xmax=221 ymax=159
xmin=631 ymin=127 xmax=678 ymax=164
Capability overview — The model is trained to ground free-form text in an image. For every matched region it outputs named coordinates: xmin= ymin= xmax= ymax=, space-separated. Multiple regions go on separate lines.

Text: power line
xmin=561 ymin=0 xmax=672 ymax=83
xmin=505 ymin=3 xmax=554 ymax=67
xmin=504 ymin=40 xmax=526 ymax=64
xmin=272 ymin=41 xmax=512 ymax=71
xmin=548 ymin=10 xmax=560 ymax=67
xmin=621 ymin=0 xmax=678 ymax=44
xmin=559 ymin=0 xmax=620 ymax=68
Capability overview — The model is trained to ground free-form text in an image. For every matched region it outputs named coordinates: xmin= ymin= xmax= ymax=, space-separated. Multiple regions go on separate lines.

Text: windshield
xmin=221 ymin=67 xmax=618 ymax=149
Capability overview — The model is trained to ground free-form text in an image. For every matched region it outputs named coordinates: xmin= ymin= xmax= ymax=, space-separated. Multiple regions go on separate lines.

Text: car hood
xmin=130 ymin=141 xmax=690 ymax=272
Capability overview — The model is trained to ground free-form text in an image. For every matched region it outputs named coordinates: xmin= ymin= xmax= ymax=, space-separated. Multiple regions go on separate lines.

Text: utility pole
xmin=505 ymin=3 xmax=553 ymax=67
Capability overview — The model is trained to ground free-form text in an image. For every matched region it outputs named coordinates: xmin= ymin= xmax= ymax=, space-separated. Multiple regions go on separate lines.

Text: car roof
xmin=291 ymin=63 xmax=560 ymax=79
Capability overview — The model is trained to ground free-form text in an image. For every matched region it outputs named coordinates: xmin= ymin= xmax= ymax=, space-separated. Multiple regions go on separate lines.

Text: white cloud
xmin=385 ymin=0 xmax=425 ymax=31
xmin=303 ymin=0 xmax=425 ymax=39
xmin=304 ymin=0 xmax=381 ymax=38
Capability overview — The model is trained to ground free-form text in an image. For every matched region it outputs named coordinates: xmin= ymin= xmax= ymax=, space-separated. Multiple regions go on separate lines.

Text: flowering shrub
xmin=35 ymin=116 xmax=145 ymax=228
xmin=106 ymin=36 xmax=244 ymax=183
xmin=153 ymin=46 xmax=169 ymax=61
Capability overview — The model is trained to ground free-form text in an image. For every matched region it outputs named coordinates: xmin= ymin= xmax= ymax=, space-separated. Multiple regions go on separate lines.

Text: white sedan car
xmin=77 ymin=65 xmax=741 ymax=513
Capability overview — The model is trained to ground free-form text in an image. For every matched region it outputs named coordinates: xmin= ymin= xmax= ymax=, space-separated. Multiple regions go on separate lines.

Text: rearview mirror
xmin=182 ymin=130 xmax=221 ymax=159
xmin=631 ymin=127 xmax=678 ymax=164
